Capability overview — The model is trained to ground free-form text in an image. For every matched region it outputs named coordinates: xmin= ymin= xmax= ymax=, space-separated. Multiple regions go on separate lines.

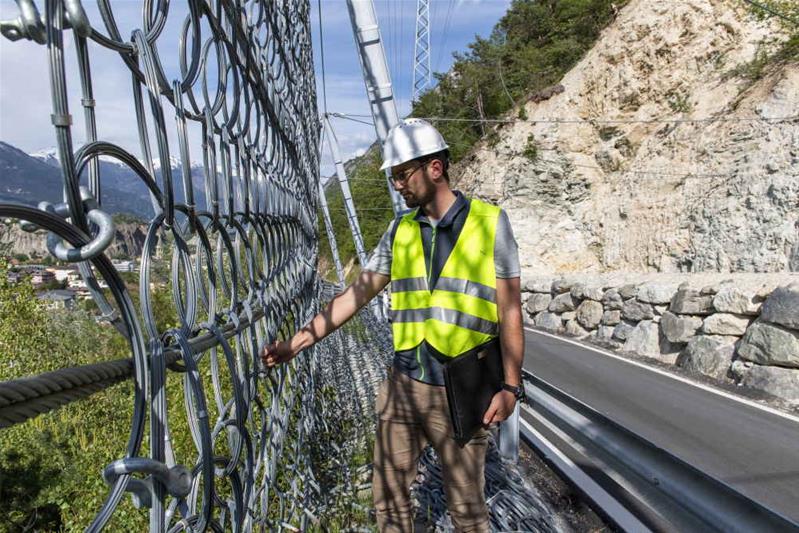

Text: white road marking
xmin=523 ymin=326 xmax=799 ymax=425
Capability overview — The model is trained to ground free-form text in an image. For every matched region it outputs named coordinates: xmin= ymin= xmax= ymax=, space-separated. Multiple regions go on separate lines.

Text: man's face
xmin=390 ymin=159 xmax=437 ymax=208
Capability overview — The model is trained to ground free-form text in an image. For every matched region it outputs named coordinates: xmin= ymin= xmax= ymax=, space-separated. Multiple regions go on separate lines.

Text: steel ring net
xmin=0 ymin=0 xmax=391 ymax=530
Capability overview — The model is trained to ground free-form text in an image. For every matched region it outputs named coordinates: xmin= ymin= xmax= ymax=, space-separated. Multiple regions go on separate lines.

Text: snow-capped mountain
xmin=30 ymin=146 xmax=203 ymax=173
xmin=0 ymin=141 xmax=212 ymax=219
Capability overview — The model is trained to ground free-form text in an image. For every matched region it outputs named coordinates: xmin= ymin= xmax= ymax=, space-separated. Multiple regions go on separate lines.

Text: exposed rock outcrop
xmin=455 ymin=0 xmax=798 ymax=275
xmin=3 ymin=220 xmax=150 ymax=260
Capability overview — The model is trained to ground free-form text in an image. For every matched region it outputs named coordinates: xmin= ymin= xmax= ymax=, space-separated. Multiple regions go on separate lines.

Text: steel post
xmin=345 ymin=0 xmax=406 ymax=216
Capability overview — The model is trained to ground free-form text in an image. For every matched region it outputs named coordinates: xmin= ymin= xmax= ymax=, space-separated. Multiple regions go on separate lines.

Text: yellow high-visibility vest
xmin=390 ymin=198 xmax=500 ymax=357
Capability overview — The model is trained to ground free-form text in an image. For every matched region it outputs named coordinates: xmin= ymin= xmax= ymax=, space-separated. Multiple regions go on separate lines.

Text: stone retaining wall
xmin=521 ymin=273 xmax=799 ymax=406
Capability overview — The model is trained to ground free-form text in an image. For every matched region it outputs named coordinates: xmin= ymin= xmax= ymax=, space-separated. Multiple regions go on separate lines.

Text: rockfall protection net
xmin=0 ymin=1 xmax=576 ymax=531
xmin=0 ymin=0 xmax=386 ymax=530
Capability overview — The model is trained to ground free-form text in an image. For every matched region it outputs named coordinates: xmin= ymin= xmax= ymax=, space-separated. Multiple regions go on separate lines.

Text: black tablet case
xmin=442 ymin=338 xmax=504 ymax=446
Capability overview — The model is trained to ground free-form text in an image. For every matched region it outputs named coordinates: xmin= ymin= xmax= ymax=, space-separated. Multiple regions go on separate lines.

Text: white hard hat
xmin=380 ymin=118 xmax=449 ymax=170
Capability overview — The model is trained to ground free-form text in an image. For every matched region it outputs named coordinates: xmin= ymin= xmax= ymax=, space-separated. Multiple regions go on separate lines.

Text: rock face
xmin=740 ymin=364 xmax=799 ymax=404
xmin=738 ymin=321 xmax=799 ymax=368
xmin=526 ymin=293 xmax=552 ymax=314
xmin=525 ymin=277 xmax=554 ymax=293
xmin=595 ymin=325 xmax=617 ymax=342
xmin=613 ymin=321 xmax=635 ymax=341
xmin=576 ymin=300 xmax=604 ymax=329
xmin=571 ymin=283 xmax=604 ymax=301
xmin=602 ymin=289 xmax=624 ymax=310
xmin=637 ymin=282 xmax=679 ymax=305
xmin=661 ymin=312 xmax=702 ymax=343
xmin=601 ymin=310 xmax=621 ymax=326
xmin=549 ymin=293 xmax=576 ymax=313
xmin=713 ymin=286 xmax=763 ymax=315
xmin=670 ymin=287 xmax=714 ymax=315
xmin=622 ymin=299 xmax=654 ymax=321
xmin=535 ymin=312 xmax=563 ymax=333
xmin=679 ymin=335 xmax=737 ymax=380
xmin=622 ymin=321 xmax=660 ymax=357
xmin=565 ymin=319 xmax=590 ymax=338
xmin=701 ymin=314 xmax=751 ymax=336
xmin=3 ymin=221 xmax=150 ymax=260
xmin=759 ymin=284 xmax=799 ymax=329
xmin=455 ymin=0 xmax=799 ymax=274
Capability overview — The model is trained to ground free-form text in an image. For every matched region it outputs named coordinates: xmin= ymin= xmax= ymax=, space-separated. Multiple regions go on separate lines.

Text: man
xmin=261 ymin=118 xmax=524 ymax=532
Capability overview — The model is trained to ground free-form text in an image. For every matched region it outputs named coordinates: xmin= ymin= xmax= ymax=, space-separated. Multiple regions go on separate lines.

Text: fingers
xmin=483 ymin=400 xmax=498 ymax=425
xmin=260 ymin=341 xmax=282 ymax=368
xmin=483 ymin=392 xmax=516 ymax=425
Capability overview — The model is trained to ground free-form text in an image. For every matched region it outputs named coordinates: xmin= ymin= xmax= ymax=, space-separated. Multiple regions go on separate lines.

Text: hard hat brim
xmin=380 ymin=144 xmax=449 ymax=171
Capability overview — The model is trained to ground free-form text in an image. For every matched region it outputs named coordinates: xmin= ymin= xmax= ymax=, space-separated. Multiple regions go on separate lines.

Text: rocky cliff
xmin=1 ymin=220 xmax=150 ymax=260
xmin=454 ymin=0 xmax=798 ymax=275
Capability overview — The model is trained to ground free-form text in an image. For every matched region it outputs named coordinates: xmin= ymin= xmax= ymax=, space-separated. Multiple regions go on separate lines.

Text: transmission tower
xmin=412 ymin=0 xmax=431 ymax=103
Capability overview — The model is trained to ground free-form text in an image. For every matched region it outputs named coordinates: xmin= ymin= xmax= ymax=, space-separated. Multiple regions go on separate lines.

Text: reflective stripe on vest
xmin=389 ymin=198 xmax=500 ymax=357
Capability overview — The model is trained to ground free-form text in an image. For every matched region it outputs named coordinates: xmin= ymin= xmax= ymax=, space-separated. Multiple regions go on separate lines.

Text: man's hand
xmin=260 ymin=339 xmax=298 ymax=368
xmin=482 ymin=389 xmax=517 ymax=426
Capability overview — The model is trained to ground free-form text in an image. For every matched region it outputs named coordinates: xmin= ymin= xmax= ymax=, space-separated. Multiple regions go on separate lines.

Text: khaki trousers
xmin=373 ymin=369 xmax=489 ymax=532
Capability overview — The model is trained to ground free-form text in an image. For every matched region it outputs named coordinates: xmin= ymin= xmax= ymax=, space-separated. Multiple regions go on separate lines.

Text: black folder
xmin=442 ymin=338 xmax=504 ymax=446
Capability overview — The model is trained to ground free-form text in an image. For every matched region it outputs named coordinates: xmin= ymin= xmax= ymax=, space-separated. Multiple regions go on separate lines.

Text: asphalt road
xmin=522 ymin=327 xmax=799 ymax=524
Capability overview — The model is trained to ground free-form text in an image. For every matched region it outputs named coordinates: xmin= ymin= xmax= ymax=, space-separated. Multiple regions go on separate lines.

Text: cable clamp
xmin=51 ymin=113 xmax=73 ymax=127
xmin=38 ymin=187 xmax=115 ymax=262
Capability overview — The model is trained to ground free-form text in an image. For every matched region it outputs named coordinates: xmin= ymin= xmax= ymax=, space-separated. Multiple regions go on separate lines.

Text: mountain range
xmin=0 ymin=141 xmax=208 ymax=220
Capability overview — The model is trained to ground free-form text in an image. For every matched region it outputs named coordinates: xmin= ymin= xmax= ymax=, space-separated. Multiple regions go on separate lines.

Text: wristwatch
xmin=502 ymin=383 xmax=525 ymax=402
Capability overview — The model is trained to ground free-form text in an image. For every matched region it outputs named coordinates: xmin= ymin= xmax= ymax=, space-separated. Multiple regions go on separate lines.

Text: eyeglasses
xmin=390 ymin=161 xmax=429 ymax=184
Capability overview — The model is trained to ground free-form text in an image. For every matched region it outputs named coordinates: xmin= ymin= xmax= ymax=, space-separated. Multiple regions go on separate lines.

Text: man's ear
xmin=428 ymin=158 xmax=445 ymax=182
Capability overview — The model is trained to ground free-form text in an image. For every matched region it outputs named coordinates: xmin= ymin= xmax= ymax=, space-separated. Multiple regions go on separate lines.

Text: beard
xmin=403 ymin=194 xmax=420 ymax=208
xmin=402 ymin=180 xmax=435 ymax=209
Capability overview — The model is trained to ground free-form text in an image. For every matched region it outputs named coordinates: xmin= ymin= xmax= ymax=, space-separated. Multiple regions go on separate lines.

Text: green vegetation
xmin=111 ymin=212 xmax=148 ymax=225
xmin=0 ymin=256 xmax=374 ymax=530
xmin=523 ymin=134 xmax=540 ymax=162
xmin=413 ymin=0 xmax=626 ymax=161
xmin=726 ymin=1 xmax=799 ymax=84
xmin=667 ymin=91 xmax=693 ymax=114
xmin=318 ymin=0 xmax=627 ymax=276
xmin=318 ymin=148 xmax=395 ymax=282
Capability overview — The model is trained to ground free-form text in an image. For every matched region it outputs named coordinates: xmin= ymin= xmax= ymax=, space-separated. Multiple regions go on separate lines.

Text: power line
xmin=326 ymin=114 xmax=794 ymax=180
xmin=317 ymin=0 xmax=328 ymax=114
xmin=328 ymin=113 xmax=375 ymax=127
xmin=421 ymin=115 xmax=799 ymax=125
xmin=435 ymin=0 xmax=455 ymax=74
xmin=331 ymin=112 xmax=798 ymax=125
xmin=740 ymin=0 xmax=799 ymax=25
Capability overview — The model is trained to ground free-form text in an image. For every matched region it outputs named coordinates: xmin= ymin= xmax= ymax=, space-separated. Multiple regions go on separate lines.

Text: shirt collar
xmin=414 ymin=191 xmax=467 ymax=229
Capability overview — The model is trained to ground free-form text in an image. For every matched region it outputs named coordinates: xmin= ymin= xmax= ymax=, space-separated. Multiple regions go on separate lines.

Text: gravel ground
xmin=515 ymin=445 xmax=615 ymax=533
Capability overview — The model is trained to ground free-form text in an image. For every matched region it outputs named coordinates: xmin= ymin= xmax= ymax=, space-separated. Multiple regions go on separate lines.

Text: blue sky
xmin=0 ymin=0 xmax=510 ymax=176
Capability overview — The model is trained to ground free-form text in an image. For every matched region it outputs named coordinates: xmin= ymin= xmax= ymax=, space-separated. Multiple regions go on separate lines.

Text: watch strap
xmin=502 ymin=383 xmax=524 ymax=401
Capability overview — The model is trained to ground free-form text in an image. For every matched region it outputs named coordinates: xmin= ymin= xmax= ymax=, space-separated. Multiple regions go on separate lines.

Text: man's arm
xmin=483 ymin=276 xmax=524 ymax=424
xmin=261 ymin=270 xmax=390 ymax=366
xmin=497 ymin=276 xmax=524 ymax=387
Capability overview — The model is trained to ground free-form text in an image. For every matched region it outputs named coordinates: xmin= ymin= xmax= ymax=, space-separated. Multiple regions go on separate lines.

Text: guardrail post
xmin=498 ymin=402 xmax=520 ymax=462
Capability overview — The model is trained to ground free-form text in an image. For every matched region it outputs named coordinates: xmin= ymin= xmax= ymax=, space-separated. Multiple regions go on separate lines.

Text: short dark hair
xmin=418 ymin=149 xmax=450 ymax=182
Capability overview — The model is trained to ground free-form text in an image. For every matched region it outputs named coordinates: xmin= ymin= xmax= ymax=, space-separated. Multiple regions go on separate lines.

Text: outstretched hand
xmin=260 ymin=339 xmax=297 ymax=368
xmin=482 ymin=389 xmax=517 ymax=426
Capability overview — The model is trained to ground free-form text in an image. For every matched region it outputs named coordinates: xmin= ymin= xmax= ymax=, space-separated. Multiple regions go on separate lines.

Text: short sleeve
xmin=363 ymin=219 xmax=398 ymax=275
xmin=494 ymin=210 xmax=520 ymax=278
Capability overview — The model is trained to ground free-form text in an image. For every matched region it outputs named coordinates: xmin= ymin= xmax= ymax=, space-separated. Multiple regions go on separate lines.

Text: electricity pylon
xmin=412 ymin=0 xmax=431 ymax=103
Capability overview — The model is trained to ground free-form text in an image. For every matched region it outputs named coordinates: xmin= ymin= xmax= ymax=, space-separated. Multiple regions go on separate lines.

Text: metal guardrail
xmin=519 ymin=370 xmax=799 ymax=533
